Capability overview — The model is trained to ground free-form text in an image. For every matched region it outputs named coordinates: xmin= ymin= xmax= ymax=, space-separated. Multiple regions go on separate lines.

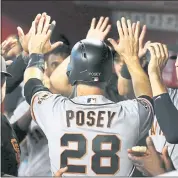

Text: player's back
xmin=32 ymin=93 xmax=153 ymax=176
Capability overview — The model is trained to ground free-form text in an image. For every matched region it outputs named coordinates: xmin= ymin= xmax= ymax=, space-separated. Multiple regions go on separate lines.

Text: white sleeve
xmin=31 ymin=91 xmax=64 ymax=134
xmin=10 ymin=100 xmax=30 ymax=124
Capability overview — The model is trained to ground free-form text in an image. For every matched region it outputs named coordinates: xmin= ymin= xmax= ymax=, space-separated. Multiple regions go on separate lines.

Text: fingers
xmin=132 ymin=23 xmax=136 ymax=33
xmin=1 ymin=39 xmax=17 ymax=53
xmin=127 ymin=19 xmax=133 ymax=37
xmin=29 ymin=14 xmax=41 ymax=34
xmin=54 ymin=167 xmax=68 ymax=177
xmin=42 ymin=15 xmax=51 ymax=34
xmin=34 ymin=13 xmax=42 ymax=26
xmin=149 ymin=43 xmax=168 ymax=63
xmin=128 ymin=153 xmax=144 ymax=166
xmin=148 ymin=45 xmax=156 ymax=58
xmin=116 ymin=20 xmax=124 ymax=39
xmin=162 ymin=146 xmax=175 ymax=171
xmin=146 ymin=137 xmax=157 ymax=154
xmin=121 ymin=17 xmax=129 ymax=37
xmin=37 ymin=12 xmax=46 ymax=34
xmin=139 ymin=25 xmax=147 ymax=49
xmin=46 ymin=21 xmax=56 ymax=39
xmin=157 ymin=43 xmax=165 ymax=59
xmin=99 ymin=17 xmax=109 ymax=31
xmin=96 ymin=16 xmax=104 ymax=29
xmin=17 ymin=26 xmax=25 ymax=40
xmin=163 ymin=44 xmax=169 ymax=61
xmin=145 ymin=41 xmax=151 ymax=48
xmin=90 ymin=18 xmax=96 ymax=29
xmin=31 ymin=21 xmax=36 ymax=35
xmin=107 ymin=38 xmax=118 ymax=50
xmin=103 ymin=25 xmax=111 ymax=36
xmin=134 ymin=21 xmax=141 ymax=40
xmin=51 ymin=41 xmax=63 ymax=51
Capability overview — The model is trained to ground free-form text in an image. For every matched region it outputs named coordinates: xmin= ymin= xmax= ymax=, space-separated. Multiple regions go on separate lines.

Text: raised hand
xmin=108 ymin=17 xmax=140 ymax=63
xmin=28 ymin=13 xmax=63 ymax=55
xmin=17 ymin=14 xmax=41 ymax=53
xmin=86 ymin=16 xmax=111 ymax=41
xmin=147 ymin=43 xmax=169 ymax=75
xmin=0 ymin=39 xmax=18 ymax=58
xmin=138 ymin=25 xmax=151 ymax=59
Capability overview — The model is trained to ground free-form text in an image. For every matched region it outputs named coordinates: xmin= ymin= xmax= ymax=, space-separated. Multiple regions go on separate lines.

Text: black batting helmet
xmin=67 ymin=39 xmax=113 ymax=85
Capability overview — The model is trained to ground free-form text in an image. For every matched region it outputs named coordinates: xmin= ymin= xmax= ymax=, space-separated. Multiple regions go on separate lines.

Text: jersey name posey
xmin=66 ymin=110 xmax=116 ymax=128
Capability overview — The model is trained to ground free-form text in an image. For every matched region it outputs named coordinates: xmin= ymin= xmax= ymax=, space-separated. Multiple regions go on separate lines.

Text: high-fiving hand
xmin=17 ymin=14 xmax=41 ymax=53
xmin=86 ymin=16 xmax=111 ymax=41
xmin=108 ymin=17 xmax=140 ymax=63
xmin=147 ymin=43 xmax=168 ymax=75
xmin=28 ymin=12 xmax=63 ymax=55
xmin=0 ymin=38 xmax=18 ymax=58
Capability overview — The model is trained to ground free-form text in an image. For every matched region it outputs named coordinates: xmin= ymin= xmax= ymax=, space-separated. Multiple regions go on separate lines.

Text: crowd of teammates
xmin=1 ymin=12 xmax=178 ymax=177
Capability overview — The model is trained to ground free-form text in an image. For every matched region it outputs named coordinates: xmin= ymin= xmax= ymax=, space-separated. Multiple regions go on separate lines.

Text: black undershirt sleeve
xmin=154 ymin=93 xmax=178 ymax=144
xmin=24 ymin=78 xmax=50 ymax=105
xmin=12 ymin=123 xmax=27 ymax=143
xmin=6 ymin=54 xmax=29 ymax=94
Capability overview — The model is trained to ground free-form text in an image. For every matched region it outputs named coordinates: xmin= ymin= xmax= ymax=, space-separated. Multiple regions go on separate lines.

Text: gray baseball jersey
xmin=32 ymin=91 xmax=153 ymax=176
xmin=10 ymin=100 xmax=51 ymax=176
xmin=150 ymin=88 xmax=178 ymax=169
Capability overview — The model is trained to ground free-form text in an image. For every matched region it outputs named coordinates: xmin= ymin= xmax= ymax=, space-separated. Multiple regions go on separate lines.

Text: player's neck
xmin=76 ymin=84 xmax=104 ymax=96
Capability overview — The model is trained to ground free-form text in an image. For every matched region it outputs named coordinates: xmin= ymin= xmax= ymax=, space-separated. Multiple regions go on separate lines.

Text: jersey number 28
xmin=60 ymin=133 xmax=121 ymax=175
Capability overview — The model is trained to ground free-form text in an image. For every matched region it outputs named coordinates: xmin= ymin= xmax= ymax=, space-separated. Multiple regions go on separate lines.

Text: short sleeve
xmin=137 ymin=97 xmax=154 ymax=140
xmin=31 ymin=91 xmax=64 ymax=133
xmin=117 ymin=97 xmax=154 ymax=141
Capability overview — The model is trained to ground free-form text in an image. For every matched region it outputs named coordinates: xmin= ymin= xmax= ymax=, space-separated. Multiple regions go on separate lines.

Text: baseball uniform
xmin=150 ymin=88 xmax=178 ymax=169
xmin=10 ymin=100 xmax=51 ymax=176
xmin=31 ymin=91 xmax=154 ymax=176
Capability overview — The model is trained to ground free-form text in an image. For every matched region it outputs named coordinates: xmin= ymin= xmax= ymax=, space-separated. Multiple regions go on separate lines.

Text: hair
xmin=51 ymin=33 xmax=70 ymax=46
xmin=44 ymin=44 xmax=71 ymax=60
xmin=45 ymin=33 xmax=71 ymax=60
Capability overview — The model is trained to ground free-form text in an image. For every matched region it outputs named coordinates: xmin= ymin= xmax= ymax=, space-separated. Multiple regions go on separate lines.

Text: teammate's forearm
xmin=148 ymin=72 xmax=167 ymax=97
xmin=6 ymin=52 xmax=30 ymax=94
xmin=154 ymin=93 xmax=178 ymax=144
xmin=117 ymin=74 xmax=133 ymax=96
xmin=125 ymin=58 xmax=152 ymax=98
xmin=50 ymin=56 xmax=72 ymax=96
xmin=24 ymin=54 xmax=44 ymax=84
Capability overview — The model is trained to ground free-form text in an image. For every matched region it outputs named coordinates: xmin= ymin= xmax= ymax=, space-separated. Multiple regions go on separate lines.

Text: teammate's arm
xmin=12 ymin=108 xmax=31 ymax=142
xmin=49 ymin=16 xmax=111 ymax=96
xmin=108 ymin=17 xmax=152 ymax=98
xmin=24 ymin=13 xmax=62 ymax=104
xmin=117 ymin=24 xmax=150 ymax=98
xmin=148 ymin=44 xmax=178 ymax=144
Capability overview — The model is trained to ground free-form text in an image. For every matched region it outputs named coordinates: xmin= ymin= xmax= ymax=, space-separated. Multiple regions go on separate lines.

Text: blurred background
xmin=2 ymin=1 xmax=178 ymax=45
xmin=2 ymin=0 xmax=178 ymax=87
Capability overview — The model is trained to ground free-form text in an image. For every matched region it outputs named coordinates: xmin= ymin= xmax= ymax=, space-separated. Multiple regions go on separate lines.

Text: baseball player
xmin=1 ymin=56 xmax=21 ymax=176
xmin=123 ymin=43 xmax=178 ymax=175
xmin=23 ymin=13 xmax=154 ymax=176
xmin=149 ymin=51 xmax=178 ymax=169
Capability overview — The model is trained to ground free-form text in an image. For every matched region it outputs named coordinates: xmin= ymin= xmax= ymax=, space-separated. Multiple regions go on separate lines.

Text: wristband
xmin=27 ymin=53 xmax=45 ymax=72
